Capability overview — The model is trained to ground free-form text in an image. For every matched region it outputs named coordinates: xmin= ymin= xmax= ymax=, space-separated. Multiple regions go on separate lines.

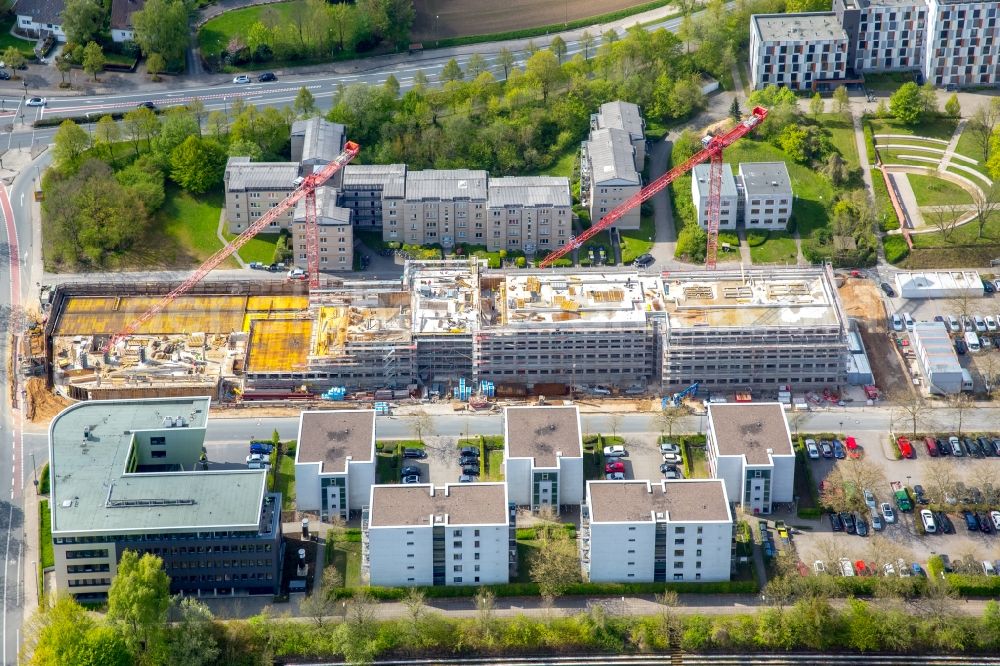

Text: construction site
xmin=37 ymin=263 xmax=853 ymax=404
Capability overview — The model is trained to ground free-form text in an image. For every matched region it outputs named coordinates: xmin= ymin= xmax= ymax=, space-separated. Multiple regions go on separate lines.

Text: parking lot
xmin=794 ymin=428 xmax=1000 ymax=575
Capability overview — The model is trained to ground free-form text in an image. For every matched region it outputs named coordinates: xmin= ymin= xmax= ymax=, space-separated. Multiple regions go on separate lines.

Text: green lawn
xmin=0 ymin=16 xmax=37 ymax=59
xmin=910 ymin=211 xmax=1000 ymax=248
xmin=749 ymin=231 xmax=798 ymax=265
xmin=375 ymin=453 xmax=401 ymax=484
xmin=619 ymin=214 xmax=654 ymax=264
xmin=155 ymin=186 xmax=240 ymax=268
xmin=223 ymin=231 xmax=280 ymax=264
xmin=104 ymin=52 xmax=138 ymax=67
xmin=861 ymin=72 xmax=916 ymax=91
xmin=954 ymin=123 xmax=988 ymax=164
xmin=273 ymin=452 xmax=296 ymax=511
xmin=328 ymin=536 xmax=362 ymax=587
xmin=515 ymin=541 xmax=541 ymax=583
xmin=527 ymin=144 xmax=578 ymax=179
xmin=199 ymin=2 xmax=303 ymax=56
xmin=486 ymin=449 xmax=505 ymax=482
xmin=907 ymin=173 xmax=973 ymax=207
xmin=40 ymin=499 xmax=53 ymax=570
xmin=867 ymin=117 xmax=959 ymax=141
xmin=818 ymin=113 xmax=860 ymax=172
xmin=877 ymin=149 xmax=938 ymax=167
xmin=578 ymin=231 xmax=611 ymax=266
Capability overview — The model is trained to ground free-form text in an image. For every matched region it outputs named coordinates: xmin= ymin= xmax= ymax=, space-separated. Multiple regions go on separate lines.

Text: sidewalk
xmin=22 ymin=471 xmax=42 ymax=621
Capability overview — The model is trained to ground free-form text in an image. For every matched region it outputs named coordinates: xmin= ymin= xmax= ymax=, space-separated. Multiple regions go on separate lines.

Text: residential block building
xmin=581 ymin=480 xmax=733 ymax=583
xmin=291 ymin=186 xmax=354 ymax=271
xmin=502 ymin=405 xmax=584 ymax=513
xmin=593 ymin=100 xmax=647 ymax=170
xmin=923 ymin=0 xmax=1000 ymax=88
xmin=291 ymin=118 xmax=346 ymax=169
xmin=393 ymin=169 xmax=489 ymax=248
xmin=484 ymin=177 xmax=573 ymax=253
xmin=362 ymin=483 xmax=515 ymax=587
xmin=340 ymin=164 xmax=406 ymax=229
xmin=294 ymin=409 xmax=376 ymax=521
xmin=224 ymin=157 xmax=299 ymax=234
xmin=691 ymin=163 xmax=740 ymax=230
xmin=739 ymin=162 xmax=793 ymax=230
xmin=706 ymin=403 xmax=795 ymax=515
xmin=834 ymin=0 xmax=927 ymax=74
xmin=582 ymin=127 xmax=642 ymax=229
xmin=48 ymin=397 xmax=282 ymax=600
xmin=750 ymin=12 xmax=852 ymax=90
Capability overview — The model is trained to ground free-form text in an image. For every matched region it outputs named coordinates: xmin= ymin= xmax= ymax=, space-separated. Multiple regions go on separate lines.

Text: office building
xmin=502 ymin=405 xmax=584 ymax=513
xmin=706 ymin=403 xmax=795 ymax=515
xmin=48 ymin=397 xmax=282 ymax=600
xmin=581 ymin=479 xmax=733 ymax=583
xmin=294 ymin=409 xmax=376 ymax=521
xmin=362 ymin=483 xmax=515 ymax=586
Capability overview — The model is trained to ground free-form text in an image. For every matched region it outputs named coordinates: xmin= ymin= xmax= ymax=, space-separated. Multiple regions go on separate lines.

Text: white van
xmin=983 ymin=561 xmax=997 ymax=576
xmin=965 ymin=331 xmax=981 ymax=352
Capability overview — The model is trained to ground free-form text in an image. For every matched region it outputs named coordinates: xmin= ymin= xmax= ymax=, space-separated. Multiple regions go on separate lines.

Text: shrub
xmin=883 ymin=235 xmax=909 ymax=264
xmin=946 ymin=573 xmax=1000 ymax=596
xmin=746 ymin=230 xmax=768 ymax=247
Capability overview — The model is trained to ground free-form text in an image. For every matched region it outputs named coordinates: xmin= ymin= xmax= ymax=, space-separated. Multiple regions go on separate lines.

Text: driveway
xmin=647 ymin=138 xmax=677 ymax=263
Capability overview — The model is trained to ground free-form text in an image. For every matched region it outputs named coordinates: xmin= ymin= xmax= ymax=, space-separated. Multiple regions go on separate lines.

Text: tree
xmin=165 ymin=597 xmax=220 ymax=666
xmin=944 ymin=93 xmax=961 ymax=118
xmin=833 ymin=85 xmax=850 ymax=114
xmin=497 ymin=47 xmax=515 ymax=80
xmin=94 ymin=114 xmax=121 ymax=163
xmin=678 ymin=13 xmax=695 ymax=53
xmin=966 ymin=99 xmax=1000 ymax=162
xmin=580 ymin=30 xmax=595 ymax=59
xmin=819 ymin=457 xmax=887 ymax=512
xmin=970 ymin=182 xmax=1000 ymax=239
xmin=330 ymin=3 xmax=353 ymax=51
xmin=1 ymin=47 xmax=24 ymax=79
xmin=55 ymin=55 xmax=72 ymax=86
xmin=21 ymin=594 xmax=130 ymax=666
xmin=153 ymin=107 xmax=199 ymax=158
xmin=948 ymin=391 xmax=973 ymax=435
xmin=927 ymin=204 xmax=962 ymax=241
xmin=524 ymin=49 xmax=565 ymax=102
xmin=106 ymin=551 xmax=170 ymax=662
xmin=550 ymin=35 xmax=567 ymax=63
xmin=889 ymin=391 xmax=929 ymax=437
xmin=133 ymin=0 xmax=189 ymax=69
xmin=61 ymin=0 xmax=104 ymax=45
xmin=889 ymin=82 xmax=923 ymax=126
xmin=608 ymin=413 xmax=623 ymax=439
xmin=466 ymin=53 xmax=487 ymax=78
xmin=440 ymin=58 xmax=463 ymax=83
xmin=474 ymin=587 xmax=497 ymax=640
xmin=359 ymin=0 xmax=414 ymax=47
xmin=529 ymin=529 xmax=580 ymax=600
xmin=525 ymin=39 xmax=539 ymax=55
xmin=300 ymin=582 xmax=338 ymax=626
xmin=412 ymin=409 xmax=432 ymax=442
xmin=294 ymin=86 xmax=317 ymax=117
xmin=919 ymin=81 xmax=938 ymax=117
xmin=82 ymin=41 xmax=105 ymax=81
xmin=729 ymin=97 xmax=742 ymax=122
xmin=146 ymin=53 xmax=166 ymax=81
xmin=52 ymin=119 xmax=90 ymax=168
xmin=116 ymin=155 xmax=166 ymax=213
xmin=170 ymin=136 xmax=227 ymax=193
xmin=810 ymin=92 xmax=824 ymax=116
xmin=821 ymin=152 xmax=849 ymax=187
xmin=654 ymin=405 xmax=687 ymax=438
xmin=786 ymin=0 xmax=831 ymax=9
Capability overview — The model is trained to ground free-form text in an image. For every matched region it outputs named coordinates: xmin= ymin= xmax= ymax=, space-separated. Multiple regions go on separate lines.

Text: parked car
xmin=913 ymin=484 xmax=929 ymax=504
xmin=403 ymin=448 xmax=428 ymax=459
xmin=864 ymin=489 xmax=876 ymax=509
xmin=991 ymin=511 xmax=1000 ymax=531
xmin=975 ymin=316 xmax=988 ymax=332
xmin=891 ymin=314 xmax=904 ymax=331
xmin=978 ymin=437 xmax=994 ymax=457
xmin=880 ymin=282 xmax=895 ymax=297
xmin=0 ymin=70 xmax=9 ymax=80
xmin=805 ymin=439 xmax=820 ymax=459
xmin=934 ymin=512 xmax=954 ymax=534
xmin=911 ymin=563 xmax=925 ymax=577
xmin=659 ymin=442 xmax=680 ymax=455
xmin=946 ymin=315 xmax=960 ymax=332
xmin=924 ymin=437 xmax=939 ymax=457
xmin=603 ymin=445 xmax=628 ymax=458
xmin=820 ymin=441 xmax=834 ymax=458
xmin=402 ymin=474 xmax=420 ymax=484
xmin=257 ymin=72 xmax=277 ymax=82
xmin=883 ymin=562 xmax=896 ymax=577
xmin=458 ymin=474 xmax=474 ymax=483
xmin=288 ymin=268 xmax=308 ymax=281
xmin=955 ymin=339 xmax=968 ymax=355
xmin=840 ymin=512 xmax=856 ymax=534
xmin=881 ymin=502 xmax=896 ymax=523
xmin=661 ymin=452 xmax=682 ymax=464
xmin=459 ymin=446 xmax=480 ymax=457
xmin=987 ymin=316 xmax=999 ymax=332
xmin=245 ymin=453 xmax=269 ymax=469
xmin=978 ymin=511 xmax=994 ymax=534
xmin=233 ymin=74 xmax=252 ymax=84
xmin=813 ymin=560 xmax=826 ymax=574
xmin=660 ymin=462 xmax=681 ymax=474
xmin=26 ymin=97 xmax=46 ymax=107
xmin=936 ymin=437 xmax=950 ymax=456
xmin=986 ymin=281 xmax=997 ymax=294
xmin=606 ymin=472 xmax=625 ymax=480
xmin=662 ymin=469 xmax=682 ymax=479
xmin=461 ymin=465 xmax=481 ymax=477
xmin=903 ymin=313 xmax=915 ymax=330
xmin=897 ymin=436 xmax=915 ymax=459
xmin=839 ymin=558 xmax=855 ymax=577
xmin=249 ymin=441 xmax=274 ymax=455
xmin=855 ymin=514 xmax=869 ymax=536
xmin=920 ymin=509 xmax=937 ymax=533
xmin=829 ymin=512 xmax=844 ymax=532
xmin=633 ymin=253 xmax=655 ymax=268
xmin=870 ymin=512 xmax=884 ymax=531
xmin=400 ymin=465 xmax=420 ymax=477
xmin=963 ymin=510 xmax=980 ymax=531
xmin=833 ymin=439 xmax=846 ymax=459
xmin=459 ymin=455 xmax=479 ymax=467
xmin=949 ymin=436 xmax=964 ymax=456
xmin=605 ymin=461 xmax=626 ymax=474
xmin=965 ymin=437 xmax=981 ymax=458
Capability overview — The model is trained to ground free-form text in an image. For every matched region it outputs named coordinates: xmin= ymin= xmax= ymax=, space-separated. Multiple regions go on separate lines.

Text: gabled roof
xmin=14 ymin=0 xmax=65 ymax=25
xmin=110 ymin=0 xmax=145 ymax=30
xmin=587 ymin=128 xmax=640 ymax=185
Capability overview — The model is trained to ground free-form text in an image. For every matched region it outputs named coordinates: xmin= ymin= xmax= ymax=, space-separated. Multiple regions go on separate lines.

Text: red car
xmin=605 ymin=461 xmax=625 ymax=474
xmin=924 ymin=436 xmax=938 ymax=457
xmin=897 ymin=436 xmax=915 ymax=459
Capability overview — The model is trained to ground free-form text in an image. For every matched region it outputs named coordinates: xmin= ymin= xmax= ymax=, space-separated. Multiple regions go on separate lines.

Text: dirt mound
xmin=26 ymin=378 xmax=72 ymax=423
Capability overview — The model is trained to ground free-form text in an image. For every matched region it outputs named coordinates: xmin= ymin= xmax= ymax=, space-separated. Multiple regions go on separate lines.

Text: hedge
xmin=39 ymin=463 xmax=50 ymax=495
xmin=863 ymin=120 xmax=877 ymax=165
xmin=946 ymin=573 xmax=1000 ymax=596
xmin=883 ymin=234 xmax=910 ymax=264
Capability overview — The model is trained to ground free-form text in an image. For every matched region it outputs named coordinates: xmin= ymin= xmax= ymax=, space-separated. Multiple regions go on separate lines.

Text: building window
xmin=151 ymin=450 xmax=166 ymax=459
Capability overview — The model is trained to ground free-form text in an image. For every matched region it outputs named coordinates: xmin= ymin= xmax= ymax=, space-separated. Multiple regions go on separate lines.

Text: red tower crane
xmin=539 ymin=106 xmax=768 ymax=270
xmin=102 ymin=140 xmax=361 ymax=352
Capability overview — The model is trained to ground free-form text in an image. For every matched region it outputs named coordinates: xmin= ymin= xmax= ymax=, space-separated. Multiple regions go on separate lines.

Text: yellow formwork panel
xmin=63 ymin=297 xmax=118 ymax=313
xmin=246 ymin=296 xmax=309 ymax=312
xmin=55 ymin=295 xmax=249 ymax=336
xmin=247 ymin=319 xmax=312 ymax=373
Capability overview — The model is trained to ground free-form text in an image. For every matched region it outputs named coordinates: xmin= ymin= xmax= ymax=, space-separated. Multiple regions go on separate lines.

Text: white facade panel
xmin=367 ymin=525 xmax=433 ymax=587
xmin=587 ymin=522 xmax=656 ymax=583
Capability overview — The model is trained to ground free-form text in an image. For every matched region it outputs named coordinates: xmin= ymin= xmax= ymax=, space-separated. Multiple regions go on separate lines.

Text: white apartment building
xmin=583 ymin=127 xmax=641 ymax=229
xmin=294 ymin=409 xmax=376 ymax=521
xmin=739 ymin=162 xmax=793 ymax=231
xmin=582 ymin=480 xmax=733 ymax=583
xmin=485 ymin=177 xmax=572 ymax=253
xmin=291 ymin=186 xmax=354 ymax=271
xmin=706 ymin=403 xmax=795 ymax=515
xmin=593 ymin=101 xmax=646 ymax=170
xmin=834 ymin=0 xmax=927 ymax=73
xmin=923 ymin=0 xmax=1000 ymax=88
xmin=362 ymin=483 xmax=515 ymax=587
xmin=503 ymin=405 xmax=584 ymax=513
xmin=749 ymin=13 xmax=851 ymax=90
xmin=393 ymin=169 xmax=489 ymax=248
xmin=691 ymin=163 xmax=740 ymax=230
xmin=224 ymin=157 xmax=299 ymax=234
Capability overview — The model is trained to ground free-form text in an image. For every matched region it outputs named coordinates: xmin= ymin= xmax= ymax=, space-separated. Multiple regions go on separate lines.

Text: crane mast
xmin=538 ymin=106 xmax=768 ymax=269
xmin=103 ymin=140 xmax=361 ymax=352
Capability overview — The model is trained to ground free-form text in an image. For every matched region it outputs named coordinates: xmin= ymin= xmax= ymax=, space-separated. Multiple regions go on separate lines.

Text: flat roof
xmin=405 ymin=169 xmax=488 ymax=201
xmin=598 ymin=100 xmax=644 ymax=140
xmin=296 ymin=410 xmax=375 ymax=472
xmin=504 ymin=405 xmax=582 ymax=467
xmin=692 ymin=163 xmax=738 ymax=198
xmin=293 ymin=186 xmax=351 ymax=226
xmin=587 ymin=480 xmax=732 ymax=523
xmin=752 ymin=12 xmax=847 ymax=42
xmin=913 ymin=322 xmax=961 ymax=373
xmin=708 ymin=403 xmax=793 ymax=465
xmin=225 ymin=158 xmax=299 ymax=191
xmin=367 ymin=483 xmax=508 ymax=527
xmin=895 ymin=270 xmax=984 ymax=295
xmin=663 ymin=269 xmax=843 ymax=330
xmin=487 ymin=176 xmax=571 ymax=208
xmin=587 ymin=128 xmax=640 ymax=185
xmin=49 ymin=398 xmax=268 ymax=534
xmin=738 ymin=162 xmax=792 ymax=197
xmin=342 ymin=164 xmax=407 ymax=198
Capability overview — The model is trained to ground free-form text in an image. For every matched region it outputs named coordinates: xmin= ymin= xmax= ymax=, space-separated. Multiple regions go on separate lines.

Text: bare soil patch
xmin=838 ymin=278 xmax=910 ymax=397
xmin=26 ymin=377 xmax=72 ymax=423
